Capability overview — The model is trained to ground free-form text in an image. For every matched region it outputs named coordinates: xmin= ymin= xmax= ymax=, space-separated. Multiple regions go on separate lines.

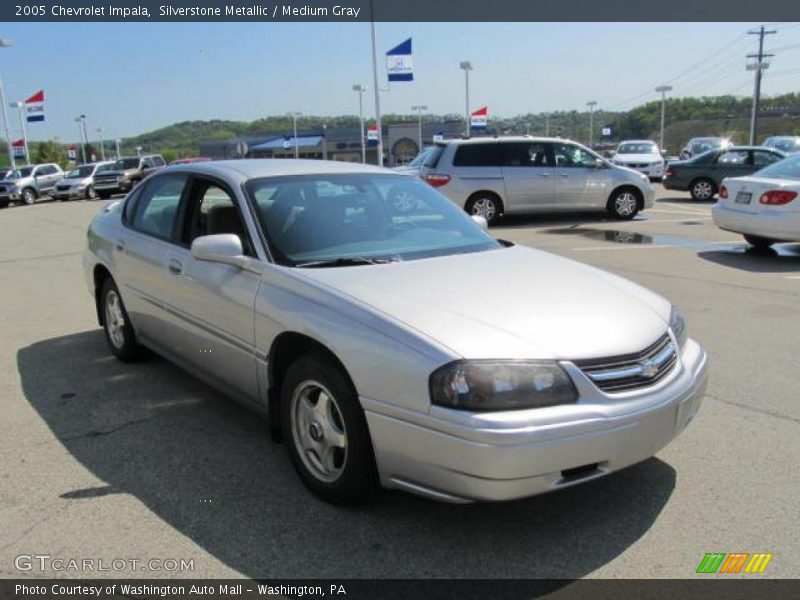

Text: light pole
xmin=412 ymin=104 xmax=427 ymax=152
xmin=460 ymin=61 xmax=472 ymax=137
xmin=353 ymin=84 xmax=367 ymax=163
xmin=96 ymin=128 xmax=106 ymax=160
xmin=655 ymin=85 xmax=673 ymax=153
xmin=287 ymin=112 xmax=301 ymax=159
xmin=74 ymin=117 xmax=86 ymax=163
xmin=586 ymin=101 xmax=597 ymax=147
xmin=115 ymin=138 xmax=121 ymax=159
xmin=10 ymin=100 xmax=29 ymax=164
xmin=0 ymin=38 xmax=16 ymax=170
xmin=79 ymin=114 xmax=90 ymax=159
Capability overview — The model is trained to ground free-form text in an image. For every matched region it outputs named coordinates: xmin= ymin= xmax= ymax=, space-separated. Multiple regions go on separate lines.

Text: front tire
xmin=689 ymin=178 xmax=716 ymax=201
xmin=280 ymin=353 xmax=377 ymax=505
xmin=744 ymin=234 xmax=775 ymax=250
xmin=100 ymin=278 xmax=144 ymax=361
xmin=22 ymin=188 xmax=37 ymax=205
xmin=85 ymin=185 xmax=97 ymax=200
xmin=607 ymin=187 xmax=641 ymax=220
xmin=465 ymin=192 xmax=502 ymax=225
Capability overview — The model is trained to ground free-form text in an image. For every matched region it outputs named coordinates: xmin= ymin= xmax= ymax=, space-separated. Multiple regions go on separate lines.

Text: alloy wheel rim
xmin=290 ymin=380 xmax=348 ymax=483
xmin=24 ymin=190 xmax=34 ymax=204
xmin=471 ymin=198 xmax=496 ymax=221
xmin=694 ymin=181 xmax=712 ymax=199
xmin=615 ymin=192 xmax=637 ymax=216
xmin=105 ymin=290 xmax=126 ymax=349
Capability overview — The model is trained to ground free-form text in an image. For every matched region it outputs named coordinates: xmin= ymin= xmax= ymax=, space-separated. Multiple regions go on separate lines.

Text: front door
xmin=552 ymin=142 xmax=613 ymax=208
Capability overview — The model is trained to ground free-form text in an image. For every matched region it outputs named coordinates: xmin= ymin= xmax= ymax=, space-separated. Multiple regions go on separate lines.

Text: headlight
xmin=430 ymin=360 xmax=578 ymax=411
xmin=670 ymin=306 xmax=688 ymax=348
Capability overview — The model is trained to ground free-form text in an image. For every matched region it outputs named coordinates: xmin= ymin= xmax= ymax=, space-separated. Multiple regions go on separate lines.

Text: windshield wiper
xmin=295 ymin=256 xmax=397 ymax=268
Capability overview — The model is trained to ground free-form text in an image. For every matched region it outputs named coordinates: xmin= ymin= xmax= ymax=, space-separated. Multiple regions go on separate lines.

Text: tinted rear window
xmin=452 ymin=143 xmax=501 ymax=167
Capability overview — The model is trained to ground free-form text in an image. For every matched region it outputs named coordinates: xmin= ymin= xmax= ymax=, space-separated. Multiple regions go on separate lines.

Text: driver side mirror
xmin=191 ymin=234 xmax=258 ymax=272
xmin=595 ymin=158 xmax=607 ymax=169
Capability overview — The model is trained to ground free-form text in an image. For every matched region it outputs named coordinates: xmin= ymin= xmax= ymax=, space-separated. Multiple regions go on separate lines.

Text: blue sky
xmin=1 ymin=21 xmax=798 ymax=143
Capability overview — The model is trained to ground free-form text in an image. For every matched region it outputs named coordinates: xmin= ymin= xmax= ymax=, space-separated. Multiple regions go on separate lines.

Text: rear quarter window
xmin=423 ymin=145 xmax=446 ymax=168
xmin=452 ymin=143 xmax=501 ymax=167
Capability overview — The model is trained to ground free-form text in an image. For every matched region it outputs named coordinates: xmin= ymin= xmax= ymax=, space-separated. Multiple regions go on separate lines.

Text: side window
xmin=130 ymin=174 xmax=188 ymax=241
xmin=501 ymin=142 xmax=551 ymax=167
xmin=452 ymin=143 xmax=501 ymax=167
xmin=141 ymin=158 xmax=155 ymax=169
xmin=152 ymin=156 xmax=166 ymax=167
xmin=752 ymin=151 xmax=781 ymax=167
xmin=183 ymin=179 xmax=254 ymax=256
xmin=553 ymin=143 xmax=597 ymax=168
xmin=32 ymin=166 xmax=44 ymax=177
xmin=717 ymin=150 xmax=748 ymax=165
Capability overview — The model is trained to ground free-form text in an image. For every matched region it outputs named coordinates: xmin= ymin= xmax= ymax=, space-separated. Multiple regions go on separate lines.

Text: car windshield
xmin=95 ymin=163 xmax=115 ymax=173
xmin=113 ymin=158 xmax=140 ymax=170
xmin=618 ymin=142 xmax=658 ymax=154
xmin=67 ymin=166 xmax=94 ymax=178
xmin=754 ymin=155 xmax=800 ymax=181
xmin=770 ymin=139 xmax=800 ymax=153
xmin=246 ymin=173 xmax=502 ymax=266
xmin=11 ymin=166 xmax=34 ymax=178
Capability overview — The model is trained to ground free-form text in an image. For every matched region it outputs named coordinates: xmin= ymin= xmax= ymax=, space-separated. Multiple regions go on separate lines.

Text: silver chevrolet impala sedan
xmin=83 ymin=159 xmax=708 ymax=504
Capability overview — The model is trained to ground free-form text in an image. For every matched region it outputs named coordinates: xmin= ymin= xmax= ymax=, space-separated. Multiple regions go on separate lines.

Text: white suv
xmin=418 ymin=137 xmax=655 ymax=224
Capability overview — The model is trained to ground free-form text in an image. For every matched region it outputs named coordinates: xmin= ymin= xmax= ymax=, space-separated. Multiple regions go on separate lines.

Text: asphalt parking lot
xmin=1 ymin=186 xmax=798 ymax=580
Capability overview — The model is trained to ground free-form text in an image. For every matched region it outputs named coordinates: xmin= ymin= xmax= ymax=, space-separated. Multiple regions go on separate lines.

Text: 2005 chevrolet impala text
xmin=82 ymin=159 xmax=708 ymax=504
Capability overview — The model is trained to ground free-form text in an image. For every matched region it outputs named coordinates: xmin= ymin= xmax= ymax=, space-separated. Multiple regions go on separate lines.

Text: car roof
xmin=438 ymin=135 xmax=577 ymax=145
xmin=617 ymin=139 xmax=657 ymax=144
xmin=161 ymin=158 xmax=399 ymax=180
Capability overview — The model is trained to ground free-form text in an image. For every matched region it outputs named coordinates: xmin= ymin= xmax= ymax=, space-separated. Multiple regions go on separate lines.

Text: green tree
xmin=33 ymin=140 xmax=68 ymax=167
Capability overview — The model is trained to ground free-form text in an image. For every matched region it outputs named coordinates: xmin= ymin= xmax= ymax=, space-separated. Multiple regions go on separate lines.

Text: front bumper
xmin=53 ymin=187 xmax=86 ymax=200
xmin=712 ymin=203 xmax=800 ymax=242
xmin=366 ymin=339 xmax=708 ymax=503
xmin=0 ymin=191 xmax=21 ymax=201
xmin=619 ymin=163 xmax=664 ymax=178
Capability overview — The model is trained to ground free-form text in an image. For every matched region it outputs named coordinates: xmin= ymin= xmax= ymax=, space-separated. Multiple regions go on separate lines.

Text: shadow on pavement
xmin=18 ymin=330 xmax=676 ymax=579
xmin=699 ymin=244 xmax=800 ymax=273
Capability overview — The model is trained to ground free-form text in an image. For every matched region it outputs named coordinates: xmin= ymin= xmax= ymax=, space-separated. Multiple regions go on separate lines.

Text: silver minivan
xmin=418 ymin=137 xmax=655 ymax=224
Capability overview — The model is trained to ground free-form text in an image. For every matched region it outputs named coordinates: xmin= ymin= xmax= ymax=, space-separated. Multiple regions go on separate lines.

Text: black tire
xmin=85 ymin=185 xmax=97 ymax=200
xmin=743 ymin=234 xmax=775 ymax=250
xmin=22 ymin=187 xmax=37 ymax=205
xmin=606 ymin=187 xmax=641 ymax=220
xmin=97 ymin=191 xmax=112 ymax=199
xmin=465 ymin=192 xmax=502 ymax=225
xmin=280 ymin=353 xmax=377 ymax=505
xmin=100 ymin=278 xmax=144 ymax=362
xmin=689 ymin=178 xmax=716 ymax=201
xmin=0 ymin=199 xmax=9 ymax=209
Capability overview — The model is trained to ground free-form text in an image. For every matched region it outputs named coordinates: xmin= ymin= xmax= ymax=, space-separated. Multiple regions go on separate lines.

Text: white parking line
xmin=785 ymin=275 xmax=800 ymax=280
xmin=638 ymin=217 xmax=711 ymax=223
xmin=648 ymin=208 xmax=710 ymax=215
xmin=571 ymin=245 xmax=675 ymax=251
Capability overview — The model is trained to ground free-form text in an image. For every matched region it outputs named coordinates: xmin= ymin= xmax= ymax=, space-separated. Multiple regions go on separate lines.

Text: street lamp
xmin=115 ymin=138 xmax=121 ymax=159
xmin=287 ymin=112 xmax=301 ymax=159
xmin=459 ymin=61 xmax=472 ymax=137
xmin=10 ymin=100 xmax=29 ymax=165
xmin=655 ymin=85 xmax=673 ymax=153
xmin=74 ymin=117 xmax=86 ymax=163
xmin=0 ymin=38 xmax=16 ymax=170
xmin=79 ymin=114 xmax=90 ymax=159
xmin=586 ymin=101 xmax=597 ymax=147
xmin=96 ymin=127 xmax=106 ymax=160
xmin=352 ymin=84 xmax=367 ymax=163
xmin=411 ymin=104 xmax=427 ymax=153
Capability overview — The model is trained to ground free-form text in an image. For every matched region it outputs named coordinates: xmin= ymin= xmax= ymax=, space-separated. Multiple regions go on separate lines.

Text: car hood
xmin=297 ymin=245 xmax=671 ymax=360
xmin=615 ymin=153 xmax=661 ymax=163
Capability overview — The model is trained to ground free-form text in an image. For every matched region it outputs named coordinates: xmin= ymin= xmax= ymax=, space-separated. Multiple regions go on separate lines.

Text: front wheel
xmin=690 ymin=179 xmax=716 ymax=201
xmin=22 ymin=188 xmax=37 ymax=205
xmin=744 ymin=234 xmax=775 ymax=250
xmin=607 ymin=188 xmax=641 ymax=220
xmin=101 ymin=278 xmax=144 ymax=361
xmin=465 ymin=193 xmax=501 ymax=225
xmin=85 ymin=185 xmax=97 ymax=200
xmin=281 ymin=353 xmax=377 ymax=505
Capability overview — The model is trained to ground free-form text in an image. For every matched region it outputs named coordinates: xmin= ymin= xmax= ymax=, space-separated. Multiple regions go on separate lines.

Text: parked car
xmin=93 ymin=154 xmax=166 ymax=198
xmin=612 ymin=140 xmax=666 ymax=181
xmin=83 ymin=159 xmax=707 ymax=505
xmin=762 ymin=135 xmax=800 ymax=155
xmin=169 ymin=156 xmax=213 ymax=166
xmin=0 ymin=168 xmax=13 ymax=180
xmin=392 ymin=146 xmax=435 ymax=176
xmin=417 ymin=137 xmax=655 ymax=224
xmin=663 ymin=146 xmax=786 ymax=200
xmin=0 ymin=163 xmax=64 ymax=207
xmin=679 ymin=137 xmax=733 ymax=160
xmin=713 ymin=153 xmax=800 ymax=249
xmin=52 ymin=161 xmax=115 ymax=201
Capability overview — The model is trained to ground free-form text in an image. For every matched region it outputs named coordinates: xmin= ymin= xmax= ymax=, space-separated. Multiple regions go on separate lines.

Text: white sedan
xmin=713 ymin=154 xmax=800 ymax=249
xmin=612 ymin=140 xmax=665 ymax=181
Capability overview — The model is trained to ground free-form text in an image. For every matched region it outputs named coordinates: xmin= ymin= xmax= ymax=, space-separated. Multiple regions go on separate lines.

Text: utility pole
xmin=747 ymin=26 xmax=776 ymax=146
xmin=460 ymin=61 xmax=472 ymax=137
xmin=655 ymin=85 xmax=673 ymax=152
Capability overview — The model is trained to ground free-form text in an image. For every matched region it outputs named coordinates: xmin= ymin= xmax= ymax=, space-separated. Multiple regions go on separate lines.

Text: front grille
xmin=94 ymin=176 xmax=118 ymax=186
xmin=573 ymin=333 xmax=677 ymax=393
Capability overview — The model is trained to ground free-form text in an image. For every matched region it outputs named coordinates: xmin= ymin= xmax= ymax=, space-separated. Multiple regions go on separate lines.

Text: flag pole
xmin=16 ymin=102 xmax=29 ymax=165
xmin=369 ymin=0 xmax=383 ymax=167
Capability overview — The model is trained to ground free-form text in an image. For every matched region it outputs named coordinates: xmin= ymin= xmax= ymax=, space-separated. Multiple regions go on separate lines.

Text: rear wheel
xmin=465 ymin=192 xmax=502 ymax=225
xmin=689 ymin=178 xmax=715 ymax=201
xmin=100 ymin=278 xmax=144 ymax=361
xmin=607 ymin=187 xmax=641 ymax=220
xmin=281 ymin=353 xmax=377 ymax=504
xmin=743 ymin=234 xmax=775 ymax=250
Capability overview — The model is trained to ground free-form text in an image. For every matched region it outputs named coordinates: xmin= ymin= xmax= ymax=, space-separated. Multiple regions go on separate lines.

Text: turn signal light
xmin=423 ymin=173 xmax=451 ymax=188
xmin=759 ymin=190 xmax=798 ymax=205
xmin=719 ymin=185 xmax=728 ymax=199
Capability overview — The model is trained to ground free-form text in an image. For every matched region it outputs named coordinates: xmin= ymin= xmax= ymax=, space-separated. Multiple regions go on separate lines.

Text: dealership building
xmin=198 ymin=121 xmax=466 ymax=165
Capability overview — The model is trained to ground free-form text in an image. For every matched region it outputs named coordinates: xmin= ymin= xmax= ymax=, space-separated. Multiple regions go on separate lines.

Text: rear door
xmin=499 ymin=141 xmax=555 ymax=212
xmin=161 ymin=176 xmax=261 ymax=402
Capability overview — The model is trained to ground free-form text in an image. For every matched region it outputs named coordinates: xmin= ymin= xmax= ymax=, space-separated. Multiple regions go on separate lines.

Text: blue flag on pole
xmin=386 ymin=38 xmax=413 ymax=82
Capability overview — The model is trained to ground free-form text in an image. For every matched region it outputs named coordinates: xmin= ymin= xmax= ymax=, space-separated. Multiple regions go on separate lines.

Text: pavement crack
xmin=706 ymin=393 xmax=800 ymax=425
xmin=63 ymin=415 xmax=156 ymax=442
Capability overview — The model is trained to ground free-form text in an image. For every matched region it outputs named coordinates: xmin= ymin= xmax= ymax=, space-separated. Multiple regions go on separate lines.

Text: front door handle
xmin=560 ymin=173 xmax=570 ymax=177
xmin=168 ymin=259 xmax=183 ymax=275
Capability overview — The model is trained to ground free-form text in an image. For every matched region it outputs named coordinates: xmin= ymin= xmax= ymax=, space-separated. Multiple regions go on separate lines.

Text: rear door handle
xmin=168 ymin=259 xmax=183 ymax=275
